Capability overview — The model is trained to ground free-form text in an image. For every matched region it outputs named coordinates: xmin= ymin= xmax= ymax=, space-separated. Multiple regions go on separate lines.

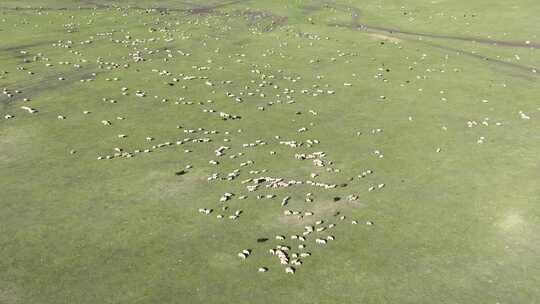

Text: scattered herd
xmin=1 ymin=3 xmax=536 ymax=278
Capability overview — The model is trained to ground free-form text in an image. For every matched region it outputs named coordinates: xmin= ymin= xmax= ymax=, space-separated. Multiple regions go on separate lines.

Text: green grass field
xmin=1 ymin=1 xmax=539 ymax=303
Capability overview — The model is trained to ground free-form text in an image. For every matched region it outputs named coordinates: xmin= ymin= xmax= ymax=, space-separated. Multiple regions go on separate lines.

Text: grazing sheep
xmin=315 ymin=238 xmax=327 ymax=245
xmin=291 ymin=259 xmax=302 ymax=266
xmin=278 ymin=245 xmax=290 ymax=251
xmin=20 ymin=106 xmax=37 ymax=113
xmin=285 ymin=267 xmax=295 ymax=274
xmin=281 ymin=196 xmax=290 ymax=206
xmin=519 ymin=110 xmax=530 ymax=120
xmin=198 ymin=208 xmax=212 ymax=215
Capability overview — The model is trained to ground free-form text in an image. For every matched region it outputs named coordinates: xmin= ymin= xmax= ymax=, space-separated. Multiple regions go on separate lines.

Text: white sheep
xmin=315 ymin=238 xmax=327 ymax=245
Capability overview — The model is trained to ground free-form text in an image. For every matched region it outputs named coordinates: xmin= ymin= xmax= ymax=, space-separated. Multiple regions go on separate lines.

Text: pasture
xmin=1 ymin=1 xmax=539 ymax=303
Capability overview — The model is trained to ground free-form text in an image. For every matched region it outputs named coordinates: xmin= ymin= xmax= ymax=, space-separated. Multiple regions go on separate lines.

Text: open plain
xmin=1 ymin=1 xmax=539 ymax=303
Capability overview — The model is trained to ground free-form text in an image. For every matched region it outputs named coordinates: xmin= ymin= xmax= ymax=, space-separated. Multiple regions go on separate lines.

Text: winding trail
xmin=1 ymin=0 xmax=537 ymax=78
xmin=309 ymin=1 xmax=538 ymax=77
xmin=311 ymin=1 xmax=539 ymax=49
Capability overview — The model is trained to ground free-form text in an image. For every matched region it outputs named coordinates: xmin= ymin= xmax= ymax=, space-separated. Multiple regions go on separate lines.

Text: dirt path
xmin=0 ymin=0 xmax=249 ymax=14
xmin=313 ymin=0 xmax=539 ymax=49
xmin=304 ymin=1 xmax=538 ymax=77
xmin=2 ymin=0 xmax=536 ymax=78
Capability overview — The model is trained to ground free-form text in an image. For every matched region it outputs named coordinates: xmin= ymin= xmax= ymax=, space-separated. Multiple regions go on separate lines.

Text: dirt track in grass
xmin=309 ymin=1 xmax=539 ymax=49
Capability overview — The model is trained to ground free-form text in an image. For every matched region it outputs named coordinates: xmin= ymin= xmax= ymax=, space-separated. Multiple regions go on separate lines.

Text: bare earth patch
xmin=367 ymin=33 xmax=402 ymax=43
xmin=0 ymin=281 xmax=20 ymax=304
xmin=0 ymin=126 xmax=31 ymax=163
xmin=278 ymin=200 xmax=365 ymax=226
xmin=147 ymin=169 xmax=207 ymax=200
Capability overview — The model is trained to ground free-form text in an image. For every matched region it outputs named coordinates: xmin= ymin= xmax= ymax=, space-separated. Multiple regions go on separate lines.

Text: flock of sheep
xmin=4 ymin=4 xmax=531 ymax=277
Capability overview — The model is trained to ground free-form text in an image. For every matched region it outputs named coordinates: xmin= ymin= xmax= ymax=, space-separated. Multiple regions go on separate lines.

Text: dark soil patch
xmin=0 ymin=68 xmax=99 ymax=106
xmin=237 ymin=9 xmax=288 ymax=32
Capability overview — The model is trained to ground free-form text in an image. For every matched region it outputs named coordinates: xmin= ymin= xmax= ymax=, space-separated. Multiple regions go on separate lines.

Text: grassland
xmin=1 ymin=1 xmax=539 ymax=303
